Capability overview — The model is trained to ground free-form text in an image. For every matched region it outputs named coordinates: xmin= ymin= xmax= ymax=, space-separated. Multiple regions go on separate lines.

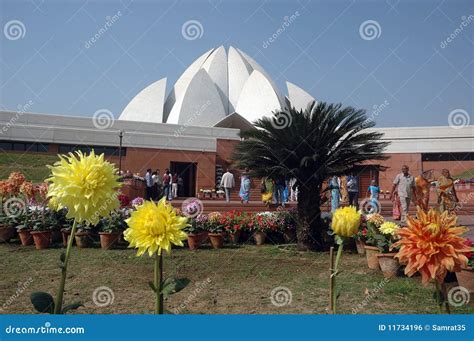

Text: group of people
xmin=329 ymin=173 xmax=366 ymax=213
xmin=329 ymin=165 xmax=460 ymax=224
xmin=219 ymin=169 xmax=298 ymax=206
xmin=144 ymin=168 xmax=183 ymax=201
xmin=390 ymin=165 xmax=459 ymax=223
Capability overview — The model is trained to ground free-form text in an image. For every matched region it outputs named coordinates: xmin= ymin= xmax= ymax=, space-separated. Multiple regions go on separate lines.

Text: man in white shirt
xmin=390 ymin=165 xmax=416 ymax=224
xmin=220 ymin=169 xmax=235 ymax=203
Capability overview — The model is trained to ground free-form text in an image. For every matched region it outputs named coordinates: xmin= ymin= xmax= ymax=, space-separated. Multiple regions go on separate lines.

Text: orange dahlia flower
xmin=393 ymin=207 xmax=470 ymax=285
xmin=7 ymin=172 xmax=26 ymax=194
xmin=20 ymin=181 xmax=36 ymax=199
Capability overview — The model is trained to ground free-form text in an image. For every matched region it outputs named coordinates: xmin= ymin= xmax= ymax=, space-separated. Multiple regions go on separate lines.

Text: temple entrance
xmin=169 ymin=162 xmax=197 ymax=198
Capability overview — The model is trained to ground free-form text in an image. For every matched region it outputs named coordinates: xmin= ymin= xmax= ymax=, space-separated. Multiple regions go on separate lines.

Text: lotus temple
xmin=0 ymin=46 xmax=473 ymax=198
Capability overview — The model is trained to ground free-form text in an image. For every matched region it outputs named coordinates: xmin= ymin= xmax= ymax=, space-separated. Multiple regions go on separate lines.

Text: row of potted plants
xmin=183 ymin=208 xmax=298 ymax=250
xmin=352 ymin=212 xmax=474 ymax=292
xmin=0 ymin=207 xmax=130 ymax=250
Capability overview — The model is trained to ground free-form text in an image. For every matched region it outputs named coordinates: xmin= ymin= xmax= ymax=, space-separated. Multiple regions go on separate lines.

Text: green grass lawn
xmin=0 ymin=153 xmax=58 ymax=183
xmin=0 ymin=240 xmax=472 ymax=315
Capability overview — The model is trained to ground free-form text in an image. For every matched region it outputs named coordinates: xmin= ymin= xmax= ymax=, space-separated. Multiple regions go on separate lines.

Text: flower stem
xmin=154 ymin=251 xmax=163 ymax=314
xmin=54 ymin=219 xmax=77 ymax=314
xmin=332 ymin=242 xmax=344 ymax=314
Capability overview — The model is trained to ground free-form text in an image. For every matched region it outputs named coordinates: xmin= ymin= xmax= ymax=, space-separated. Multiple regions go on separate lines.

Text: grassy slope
xmin=0 ymin=153 xmax=58 ymax=183
xmin=0 ymin=242 xmax=472 ymax=315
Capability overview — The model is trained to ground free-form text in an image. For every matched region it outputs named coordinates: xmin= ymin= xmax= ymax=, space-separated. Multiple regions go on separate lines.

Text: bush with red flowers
xmin=117 ymin=193 xmax=130 ymax=207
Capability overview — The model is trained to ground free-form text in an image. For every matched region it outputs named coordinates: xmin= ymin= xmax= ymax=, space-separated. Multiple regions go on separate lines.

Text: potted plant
xmin=276 ymin=208 xmax=297 ymax=243
xmin=30 ymin=211 xmax=55 ymax=250
xmin=374 ymin=221 xmax=401 ymax=278
xmin=99 ymin=210 xmax=127 ymax=250
xmin=250 ymin=213 xmax=272 ymax=246
xmin=222 ymin=211 xmax=246 ymax=244
xmin=456 ymin=238 xmax=474 ymax=293
xmin=60 ymin=218 xmax=74 ymax=247
xmin=16 ymin=210 xmax=34 ymax=246
xmin=207 ymin=214 xmax=225 ymax=249
xmin=0 ymin=209 xmax=18 ymax=243
xmin=184 ymin=214 xmax=207 ymax=250
xmin=363 ymin=213 xmax=385 ymax=270
xmin=74 ymin=225 xmax=94 ymax=248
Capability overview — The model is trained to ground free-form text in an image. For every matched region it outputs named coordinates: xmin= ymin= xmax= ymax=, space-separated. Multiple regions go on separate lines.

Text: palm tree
xmin=232 ymin=101 xmax=389 ymax=250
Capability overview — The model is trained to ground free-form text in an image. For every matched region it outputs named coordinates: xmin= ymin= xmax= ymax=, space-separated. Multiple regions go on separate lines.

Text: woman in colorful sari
xmin=239 ymin=168 xmax=251 ymax=204
xmin=261 ymin=177 xmax=274 ymax=206
xmin=414 ymin=170 xmax=433 ymax=212
xmin=436 ymin=169 xmax=459 ymax=213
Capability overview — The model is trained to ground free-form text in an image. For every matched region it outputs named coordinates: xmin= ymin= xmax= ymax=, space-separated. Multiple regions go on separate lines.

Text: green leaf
xmin=61 ymin=302 xmax=83 ymax=314
xmin=148 ymin=281 xmax=157 ymax=292
xmin=30 ymin=292 xmax=55 ymax=314
xmin=161 ymin=277 xmax=191 ymax=297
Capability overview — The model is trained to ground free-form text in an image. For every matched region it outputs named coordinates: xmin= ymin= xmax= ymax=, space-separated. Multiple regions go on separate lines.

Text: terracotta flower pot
xmin=0 ymin=226 xmax=16 ymax=243
xmin=75 ymin=231 xmax=93 ymax=248
xmin=187 ymin=233 xmax=203 ymax=250
xmin=377 ymin=253 xmax=399 ymax=278
xmin=18 ymin=229 xmax=33 ymax=246
xmin=99 ymin=232 xmax=120 ymax=250
xmin=253 ymin=231 xmax=266 ymax=246
xmin=364 ymin=245 xmax=380 ymax=270
xmin=456 ymin=267 xmax=474 ymax=293
xmin=283 ymin=229 xmax=296 ymax=243
xmin=31 ymin=231 xmax=52 ymax=250
xmin=61 ymin=229 xmax=72 ymax=247
xmin=355 ymin=238 xmax=366 ymax=255
xmin=199 ymin=231 xmax=209 ymax=244
xmin=228 ymin=230 xmax=241 ymax=244
xmin=208 ymin=233 xmax=224 ymax=249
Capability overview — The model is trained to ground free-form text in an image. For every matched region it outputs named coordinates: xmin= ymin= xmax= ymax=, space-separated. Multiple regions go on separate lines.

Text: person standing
xmin=154 ymin=169 xmax=163 ymax=199
xmin=274 ymin=176 xmax=286 ymax=207
xmin=366 ymin=179 xmax=380 ymax=213
xmin=171 ymin=172 xmax=179 ymax=199
xmin=261 ymin=177 xmax=274 ymax=206
xmin=239 ymin=168 xmax=251 ymax=204
xmin=162 ymin=169 xmax=171 ymax=200
xmin=329 ymin=175 xmax=341 ymax=213
xmin=390 ymin=165 xmax=416 ymax=224
xmin=220 ymin=168 xmax=235 ymax=203
xmin=177 ymin=175 xmax=184 ymax=197
xmin=347 ymin=172 xmax=359 ymax=208
xmin=436 ymin=169 xmax=459 ymax=213
xmin=145 ymin=169 xmax=153 ymax=200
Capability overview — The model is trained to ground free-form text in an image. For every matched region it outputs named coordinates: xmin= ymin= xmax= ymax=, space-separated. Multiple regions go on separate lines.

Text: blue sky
xmin=0 ymin=0 xmax=472 ymax=127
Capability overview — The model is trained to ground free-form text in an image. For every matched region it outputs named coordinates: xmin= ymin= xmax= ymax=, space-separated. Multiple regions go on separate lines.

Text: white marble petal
xmin=286 ymin=81 xmax=315 ymax=112
xmin=201 ymin=45 xmax=229 ymax=114
xmin=235 ymin=70 xmax=282 ymax=123
xmin=119 ymin=78 xmax=167 ymax=123
xmin=164 ymin=48 xmax=214 ymax=122
xmin=228 ymin=46 xmax=253 ymax=113
xmin=236 ymin=48 xmax=286 ymax=109
xmin=167 ymin=69 xmax=226 ymax=127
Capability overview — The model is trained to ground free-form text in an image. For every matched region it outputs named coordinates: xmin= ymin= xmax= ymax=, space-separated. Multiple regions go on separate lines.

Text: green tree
xmin=232 ymin=102 xmax=389 ymax=250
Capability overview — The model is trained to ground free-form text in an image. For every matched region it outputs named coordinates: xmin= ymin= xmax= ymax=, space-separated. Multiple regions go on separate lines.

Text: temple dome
xmin=119 ymin=46 xmax=314 ymax=127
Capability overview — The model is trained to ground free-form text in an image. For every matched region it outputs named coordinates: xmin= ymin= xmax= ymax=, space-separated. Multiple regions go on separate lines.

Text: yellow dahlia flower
xmin=331 ymin=206 xmax=361 ymax=237
xmin=124 ymin=198 xmax=188 ymax=256
xmin=379 ymin=221 xmax=400 ymax=236
xmin=47 ymin=150 xmax=121 ymax=225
